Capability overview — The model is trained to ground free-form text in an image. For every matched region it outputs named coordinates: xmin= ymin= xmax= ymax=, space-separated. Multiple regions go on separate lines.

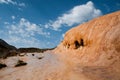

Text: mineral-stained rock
xmin=55 ymin=11 xmax=120 ymax=75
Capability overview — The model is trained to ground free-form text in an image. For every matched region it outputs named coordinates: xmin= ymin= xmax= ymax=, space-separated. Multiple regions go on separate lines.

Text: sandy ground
xmin=0 ymin=51 xmax=120 ymax=80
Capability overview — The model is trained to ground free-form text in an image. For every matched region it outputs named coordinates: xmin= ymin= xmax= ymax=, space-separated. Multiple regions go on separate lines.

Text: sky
xmin=0 ymin=0 xmax=120 ymax=48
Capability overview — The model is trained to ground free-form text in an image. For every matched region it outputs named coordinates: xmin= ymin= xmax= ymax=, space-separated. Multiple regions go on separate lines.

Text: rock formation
xmin=0 ymin=39 xmax=17 ymax=58
xmin=18 ymin=47 xmax=54 ymax=53
xmin=54 ymin=11 xmax=120 ymax=79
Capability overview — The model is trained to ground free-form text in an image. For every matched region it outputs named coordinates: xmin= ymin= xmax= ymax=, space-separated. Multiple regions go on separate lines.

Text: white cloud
xmin=0 ymin=1 xmax=103 ymax=48
xmin=62 ymin=33 xmax=65 ymax=38
xmin=4 ymin=22 xmax=9 ymax=24
xmin=0 ymin=0 xmax=16 ymax=4
xmin=18 ymin=3 xmax=25 ymax=7
xmin=6 ymin=36 xmax=44 ymax=48
xmin=8 ymin=18 xmax=49 ymax=37
xmin=1 ymin=18 xmax=50 ymax=48
xmin=11 ymin=15 xmax=15 ymax=20
xmin=0 ymin=0 xmax=25 ymax=7
xmin=46 ymin=1 xmax=102 ymax=30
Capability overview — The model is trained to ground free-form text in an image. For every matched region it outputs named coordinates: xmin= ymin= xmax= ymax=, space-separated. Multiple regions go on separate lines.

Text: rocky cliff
xmin=0 ymin=39 xmax=17 ymax=58
xmin=54 ymin=11 xmax=120 ymax=79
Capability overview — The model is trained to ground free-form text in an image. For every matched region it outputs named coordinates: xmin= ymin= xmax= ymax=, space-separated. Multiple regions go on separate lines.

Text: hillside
xmin=18 ymin=47 xmax=54 ymax=53
xmin=0 ymin=39 xmax=17 ymax=58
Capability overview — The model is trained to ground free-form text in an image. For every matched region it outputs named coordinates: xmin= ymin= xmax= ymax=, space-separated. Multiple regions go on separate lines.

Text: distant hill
xmin=0 ymin=39 xmax=16 ymax=50
xmin=18 ymin=47 xmax=54 ymax=53
xmin=0 ymin=39 xmax=54 ymax=58
xmin=0 ymin=39 xmax=17 ymax=58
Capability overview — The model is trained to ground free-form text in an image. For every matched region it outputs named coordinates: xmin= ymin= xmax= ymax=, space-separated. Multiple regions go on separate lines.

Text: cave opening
xmin=74 ymin=39 xmax=84 ymax=49
xmin=80 ymin=39 xmax=84 ymax=46
xmin=75 ymin=41 xmax=80 ymax=49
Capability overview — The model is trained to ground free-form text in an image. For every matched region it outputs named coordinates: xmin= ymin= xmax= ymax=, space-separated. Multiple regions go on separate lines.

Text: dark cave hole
xmin=75 ymin=41 xmax=80 ymax=49
xmin=74 ymin=39 xmax=84 ymax=49
xmin=80 ymin=39 xmax=84 ymax=46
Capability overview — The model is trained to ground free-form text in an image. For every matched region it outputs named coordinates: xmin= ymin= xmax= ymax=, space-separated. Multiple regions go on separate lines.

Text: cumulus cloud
xmin=46 ymin=1 xmax=102 ymax=30
xmin=0 ymin=0 xmax=25 ymax=7
xmin=0 ymin=1 xmax=103 ymax=48
xmin=4 ymin=22 xmax=9 ymax=24
xmin=18 ymin=3 xmax=25 ymax=7
xmin=0 ymin=18 xmax=50 ymax=48
xmin=6 ymin=36 xmax=44 ymax=48
xmin=11 ymin=15 xmax=15 ymax=20
xmin=8 ymin=18 xmax=49 ymax=37
xmin=0 ymin=0 xmax=16 ymax=4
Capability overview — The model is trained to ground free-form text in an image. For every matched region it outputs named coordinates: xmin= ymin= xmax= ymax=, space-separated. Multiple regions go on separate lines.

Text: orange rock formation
xmin=54 ymin=11 xmax=120 ymax=79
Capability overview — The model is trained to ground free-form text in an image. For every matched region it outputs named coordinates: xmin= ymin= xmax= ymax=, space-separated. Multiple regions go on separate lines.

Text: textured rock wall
xmin=55 ymin=11 xmax=120 ymax=67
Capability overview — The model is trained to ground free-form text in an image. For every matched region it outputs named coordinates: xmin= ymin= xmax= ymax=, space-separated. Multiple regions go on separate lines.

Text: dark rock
xmin=0 ymin=39 xmax=16 ymax=50
xmin=18 ymin=47 xmax=55 ymax=53
xmin=15 ymin=60 xmax=27 ymax=67
xmin=0 ymin=63 xmax=7 ymax=69
xmin=38 ymin=57 xmax=44 ymax=59
xmin=0 ymin=39 xmax=17 ymax=58
xmin=32 ymin=54 xmax=34 ymax=56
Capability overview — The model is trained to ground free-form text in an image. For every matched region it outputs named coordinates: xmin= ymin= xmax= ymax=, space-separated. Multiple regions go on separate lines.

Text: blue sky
xmin=0 ymin=0 xmax=120 ymax=48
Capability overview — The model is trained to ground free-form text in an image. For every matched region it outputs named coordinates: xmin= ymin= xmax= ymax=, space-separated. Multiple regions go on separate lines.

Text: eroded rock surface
xmin=56 ymin=11 xmax=120 ymax=66
xmin=55 ymin=11 xmax=120 ymax=80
